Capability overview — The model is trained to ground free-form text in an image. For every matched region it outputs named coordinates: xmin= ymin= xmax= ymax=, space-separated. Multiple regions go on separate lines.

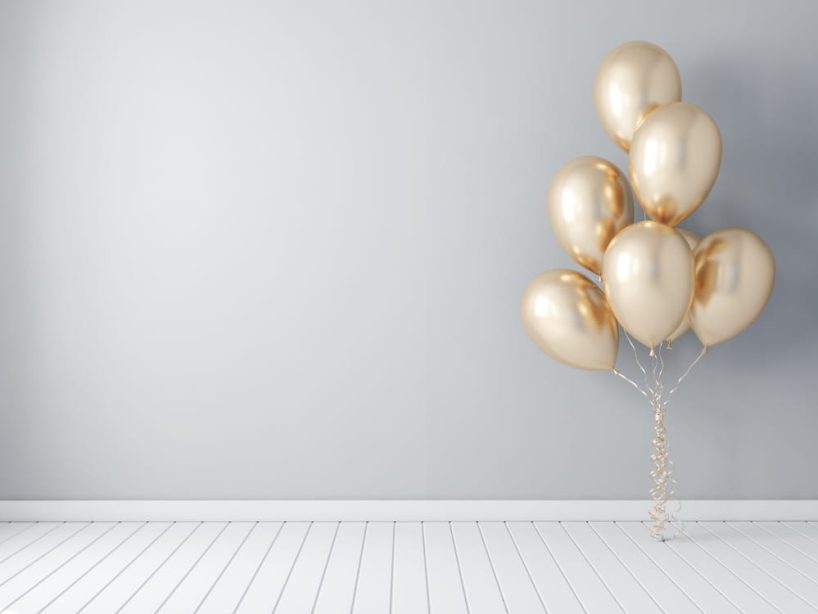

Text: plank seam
xmin=231 ymin=521 xmax=285 ymax=614
xmin=0 ymin=522 xmax=91 ymax=590
xmin=3 ymin=521 xmax=124 ymax=612
xmin=559 ymin=522 xmax=626 ymax=613
xmin=476 ymin=522 xmax=510 ymax=614
xmin=782 ymin=523 xmax=818 ymax=548
xmin=665 ymin=522 xmax=784 ymax=613
xmin=503 ymin=522 xmax=548 ymax=613
xmin=586 ymin=521 xmax=666 ymax=613
xmin=0 ymin=523 xmax=64 ymax=567
xmin=726 ymin=522 xmax=818 ymax=588
xmin=310 ymin=521 xmax=340 ymax=614
xmin=193 ymin=521 xmax=258 ymax=613
xmin=112 ymin=521 xmax=199 ymax=614
xmin=420 ymin=522 xmax=431 ymax=614
xmin=698 ymin=522 xmax=818 ymax=610
xmin=752 ymin=522 xmax=818 ymax=566
xmin=271 ymin=521 xmax=312 ymax=613
xmin=36 ymin=521 xmax=149 ymax=614
xmin=447 ymin=521 xmax=471 ymax=614
xmin=532 ymin=522 xmax=587 ymax=613
xmin=155 ymin=521 xmax=230 ymax=613
xmin=612 ymin=522 xmax=707 ymax=614
xmin=348 ymin=521 xmax=368 ymax=614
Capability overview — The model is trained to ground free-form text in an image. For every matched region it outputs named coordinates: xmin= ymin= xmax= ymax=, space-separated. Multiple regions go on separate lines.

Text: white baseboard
xmin=0 ymin=500 xmax=816 ymax=522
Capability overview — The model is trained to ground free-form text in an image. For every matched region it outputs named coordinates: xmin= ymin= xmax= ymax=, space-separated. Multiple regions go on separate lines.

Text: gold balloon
xmin=689 ymin=228 xmax=775 ymax=346
xmin=602 ymin=221 xmax=694 ymax=348
xmin=521 ymin=269 xmax=618 ymax=370
xmin=629 ymin=102 xmax=722 ymax=226
xmin=666 ymin=229 xmax=699 ymax=343
xmin=595 ymin=41 xmax=682 ymax=151
xmin=548 ymin=157 xmax=634 ymax=275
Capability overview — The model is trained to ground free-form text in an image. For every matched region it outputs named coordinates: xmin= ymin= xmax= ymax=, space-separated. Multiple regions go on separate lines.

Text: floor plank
xmin=506 ymin=522 xmax=584 ymax=614
xmin=0 ymin=522 xmax=116 ymax=612
xmin=234 ymin=521 xmax=310 ymax=613
xmin=87 ymin=522 xmax=220 ymax=614
xmin=0 ymin=523 xmax=63 ymax=564
xmin=756 ymin=522 xmax=818 ymax=563
xmin=313 ymin=522 xmax=367 ymax=614
xmin=154 ymin=521 xmax=255 ymax=613
xmin=479 ymin=522 xmax=545 ymax=613
xmin=618 ymin=522 xmax=742 ymax=613
xmin=391 ymin=522 xmax=428 ymax=614
xmin=785 ymin=522 xmax=818 ymax=545
xmin=450 ymin=522 xmax=506 ymax=614
xmin=195 ymin=522 xmax=283 ymax=614
xmin=351 ymin=521 xmax=394 ymax=614
xmin=422 ymin=522 xmax=468 ymax=614
xmin=697 ymin=522 xmax=818 ymax=612
xmin=4 ymin=521 xmax=145 ymax=614
xmin=0 ymin=523 xmax=91 ymax=586
xmin=729 ymin=522 xmax=818 ymax=580
xmin=534 ymin=521 xmax=624 ymax=613
xmin=693 ymin=522 xmax=815 ymax=613
xmin=590 ymin=522 xmax=701 ymax=614
xmin=0 ymin=520 xmax=810 ymax=614
xmin=275 ymin=522 xmax=339 ymax=614
xmin=663 ymin=523 xmax=780 ymax=614
xmin=41 ymin=521 xmax=188 ymax=613
xmin=563 ymin=522 xmax=662 ymax=613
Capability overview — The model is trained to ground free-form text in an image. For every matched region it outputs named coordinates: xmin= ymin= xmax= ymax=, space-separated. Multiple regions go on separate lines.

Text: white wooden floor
xmin=0 ymin=521 xmax=816 ymax=613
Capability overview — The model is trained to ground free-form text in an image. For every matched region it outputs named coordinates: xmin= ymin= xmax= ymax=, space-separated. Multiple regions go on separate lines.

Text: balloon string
xmin=648 ymin=345 xmax=683 ymax=541
xmin=613 ymin=336 xmax=706 ymax=540
xmin=611 ymin=368 xmax=647 ymax=397
xmin=666 ymin=345 xmax=708 ymax=400
xmin=623 ymin=330 xmax=653 ymax=395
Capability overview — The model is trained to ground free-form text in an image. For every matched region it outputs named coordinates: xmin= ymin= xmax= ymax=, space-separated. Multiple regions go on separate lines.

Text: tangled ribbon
xmin=613 ymin=337 xmax=707 ymax=541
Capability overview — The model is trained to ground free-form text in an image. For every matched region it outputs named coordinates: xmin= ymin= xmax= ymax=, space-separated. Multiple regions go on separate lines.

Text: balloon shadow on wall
xmin=681 ymin=60 xmax=818 ymax=369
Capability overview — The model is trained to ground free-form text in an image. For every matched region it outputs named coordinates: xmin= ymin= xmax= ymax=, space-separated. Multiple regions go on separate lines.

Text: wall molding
xmin=0 ymin=500 xmax=816 ymax=522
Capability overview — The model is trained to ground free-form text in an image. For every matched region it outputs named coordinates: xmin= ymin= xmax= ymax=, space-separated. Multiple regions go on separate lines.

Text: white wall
xmin=1 ymin=0 xmax=816 ymax=499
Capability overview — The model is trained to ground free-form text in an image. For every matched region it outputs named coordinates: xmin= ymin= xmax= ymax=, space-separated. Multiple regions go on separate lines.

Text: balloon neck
xmin=649 ymin=346 xmax=655 ymax=357
xmin=666 ymin=340 xmax=673 ymax=350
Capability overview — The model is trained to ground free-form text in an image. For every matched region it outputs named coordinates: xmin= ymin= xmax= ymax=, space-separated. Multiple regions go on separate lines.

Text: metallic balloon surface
xmin=689 ymin=228 xmax=775 ymax=346
xmin=602 ymin=221 xmax=694 ymax=348
xmin=548 ymin=157 xmax=634 ymax=274
xmin=595 ymin=41 xmax=682 ymax=151
xmin=521 ymin=269 xmax=618 ymax=370
xmin=666 ymin=229 xmax=699 ymax=343
xmin=629 ymin=102 xmax=722 ymax=226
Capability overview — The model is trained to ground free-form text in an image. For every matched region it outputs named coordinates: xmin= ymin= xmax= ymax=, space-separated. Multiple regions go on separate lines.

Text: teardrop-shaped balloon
xmin=629 ymin=102 xmax=722 ymax=226
xmin=602 ymin=221 xmax=694 ymax=348
xmin=548 ymin=157 xmax=634 ymax=275
xmin=521 ymin=269 xmax=618 ymax=370
xmin=689 ymin=228 xmax=775 ymax=346
xmin=666 ymin=228 xmax=700 ymax=344
xmin=595 ymin=41 xmax=682 ymax=152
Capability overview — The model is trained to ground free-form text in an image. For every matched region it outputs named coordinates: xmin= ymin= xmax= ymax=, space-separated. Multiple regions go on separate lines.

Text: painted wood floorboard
xmin=0 ymin=521 xmax=813 ymax=613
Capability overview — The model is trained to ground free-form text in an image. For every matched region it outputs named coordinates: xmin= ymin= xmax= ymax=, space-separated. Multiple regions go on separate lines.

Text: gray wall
xmin=1 ymin=0 xmax=816 ymax=500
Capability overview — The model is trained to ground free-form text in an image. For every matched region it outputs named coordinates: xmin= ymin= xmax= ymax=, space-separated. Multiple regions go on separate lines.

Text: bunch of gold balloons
xmin=522 ymin=41 xmax=775 ymax=370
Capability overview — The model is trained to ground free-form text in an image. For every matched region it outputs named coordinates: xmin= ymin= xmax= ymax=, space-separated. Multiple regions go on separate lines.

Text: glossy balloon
xmin=602 ymin=221 xmax=694 ymax=348
xmin=521 ymin=269 xmax=618 ymax=370
xmin=666 ymin=229 xmax=699 ymax=343
xmin=629 ymin=102 xmax=722 ymax=226
xmin=548 ymin=157 xmax=634 ymax=275
xmin=690 ymin=228 xmax=775 ymax=346
xmin=595 ymin=41 xmax=682 ymax=151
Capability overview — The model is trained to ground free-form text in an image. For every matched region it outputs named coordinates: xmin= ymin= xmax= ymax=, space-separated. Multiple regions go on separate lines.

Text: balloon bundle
xmin=522 ymin=42 xmax=775 ymax=540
